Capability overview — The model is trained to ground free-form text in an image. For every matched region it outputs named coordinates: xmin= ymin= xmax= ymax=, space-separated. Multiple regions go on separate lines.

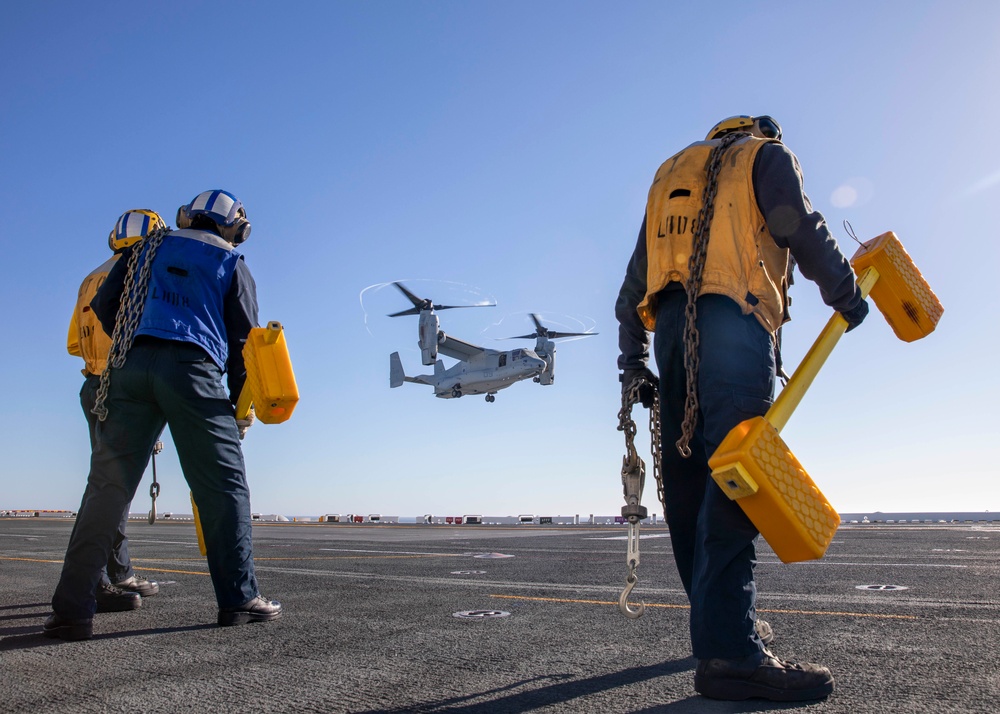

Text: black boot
xmin=43 ymin=614 xmax=93 ymax=641
xmin=695 ymin=649 xmax=834 ymax=701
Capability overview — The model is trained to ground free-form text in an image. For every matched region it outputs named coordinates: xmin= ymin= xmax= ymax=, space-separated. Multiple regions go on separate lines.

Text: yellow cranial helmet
xmin=109 ymin=209 xmax=166 ymax=252
xmin=706 ymin=115 xmax=782 ymax=141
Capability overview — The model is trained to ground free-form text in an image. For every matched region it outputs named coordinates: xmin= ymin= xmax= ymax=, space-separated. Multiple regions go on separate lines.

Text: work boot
xmin=755 ymin=618 xmax=774 ymax=646
xmin=43 ymin=613 xmax=93 ymax=642
xmin=115 ymin=575 xmax=159 ymax=597
xmin=694 ymin=649 xmax=834 ymax=701
xmin=218 ymin=595 xmax=282 ymax=626
xmin=95 ymin=582 xmax=142 ymax=613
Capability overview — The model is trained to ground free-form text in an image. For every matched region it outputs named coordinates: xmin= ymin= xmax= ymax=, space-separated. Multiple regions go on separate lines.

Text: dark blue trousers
xmin=53 ymin=339 xmax=259 ymax=619
xmin=80 ymin=374 xmax=133 ymax=586
xmin=653 ymin=292 xmax=775 ymax=660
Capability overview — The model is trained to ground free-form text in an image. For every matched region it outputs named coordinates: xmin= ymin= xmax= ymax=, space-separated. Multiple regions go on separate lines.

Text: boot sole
xmin=120 ymin=586 xmax=159 ymax=597
xmin=217 ymin=609 xmax=282 ymax=626
xmin=695 ymin=674 xmax=834 ymax=702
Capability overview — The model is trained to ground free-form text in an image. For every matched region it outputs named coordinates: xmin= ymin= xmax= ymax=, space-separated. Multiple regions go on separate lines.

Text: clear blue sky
xmin=1 ymin=1 xmax=995 ymax=518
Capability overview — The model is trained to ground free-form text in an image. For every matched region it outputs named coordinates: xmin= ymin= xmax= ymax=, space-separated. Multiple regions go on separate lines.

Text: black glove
xmin=840 ymin=298 xmax=870 ymax=333
xmin=621 ymin=367 xmax=658 ymax=408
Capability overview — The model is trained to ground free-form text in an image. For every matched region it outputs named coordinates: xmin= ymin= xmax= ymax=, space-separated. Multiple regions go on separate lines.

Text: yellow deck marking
xmin=489 ymin=594 xmax=918 ymax=620
xmin=251 ymin=555 xmax=444 ymax=561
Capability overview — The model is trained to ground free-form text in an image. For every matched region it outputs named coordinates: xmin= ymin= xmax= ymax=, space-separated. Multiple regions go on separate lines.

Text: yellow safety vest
xmin=67 ymin=255 xmax=119 ymax=376
xmin=637 ymin=135 xmax=790 ymax=335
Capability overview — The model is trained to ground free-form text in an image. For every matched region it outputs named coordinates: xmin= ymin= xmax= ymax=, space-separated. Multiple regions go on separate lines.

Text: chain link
xmin=618 ymin=378 xmax=664 ymax=518
xmin=92 ymin=227 xmax=169 ymax=421
xmin=676 ymin=131 xmax=746 ymax=457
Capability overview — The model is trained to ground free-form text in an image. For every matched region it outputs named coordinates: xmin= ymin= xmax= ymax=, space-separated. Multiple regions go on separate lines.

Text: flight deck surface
xmin=1 ymin=519 xmax=998 ymax=713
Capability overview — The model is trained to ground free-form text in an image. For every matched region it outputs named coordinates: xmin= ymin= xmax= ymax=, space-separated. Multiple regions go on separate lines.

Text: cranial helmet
xmin=176 ymin=189 xmax=251 ymax=245
xmin=706 ymin=115 xmax=782 ymax=141
xmin=109 ymin=209 xmax=166 ymax=252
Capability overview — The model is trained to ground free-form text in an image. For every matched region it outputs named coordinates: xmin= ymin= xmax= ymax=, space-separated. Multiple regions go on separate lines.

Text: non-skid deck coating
xmin=1 ymin=518 xmax=998 ymax=713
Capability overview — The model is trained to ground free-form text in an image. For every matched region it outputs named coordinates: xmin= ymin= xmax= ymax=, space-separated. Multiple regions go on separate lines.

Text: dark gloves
xmin=840 ymin=298 xmax=870 ymax=332
xmin=621 ymin=367 xmax=658 ymax=408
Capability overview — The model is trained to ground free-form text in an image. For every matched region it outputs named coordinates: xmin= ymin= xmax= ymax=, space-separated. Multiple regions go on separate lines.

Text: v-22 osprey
xmin=387 ymin=282 xmax=595 ymax=402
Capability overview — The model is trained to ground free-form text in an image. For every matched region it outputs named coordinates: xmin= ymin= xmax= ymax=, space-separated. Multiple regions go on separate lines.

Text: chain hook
xmin=618 ymin=517 xmax=646 ymax=618
xmin=618 ymin=379 xmax=656 ymax=619
xmin=148 ymin=438 xmax=164 ymax=525
xmin=619 ymin=568 xmax=645 ymax=619
xmin=148 ymin=480 xmax=160 ymax=525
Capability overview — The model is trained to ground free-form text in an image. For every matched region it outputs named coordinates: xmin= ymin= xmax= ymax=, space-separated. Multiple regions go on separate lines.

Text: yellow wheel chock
xmin=191 ymin=321 xmax=299 ymax=556
xmin=708 ymin=232 xmax=943 ymax=563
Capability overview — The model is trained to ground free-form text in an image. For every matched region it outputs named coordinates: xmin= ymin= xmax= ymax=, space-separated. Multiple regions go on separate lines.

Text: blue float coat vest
xmin=133 ymin=228 xmax=242 ymax=370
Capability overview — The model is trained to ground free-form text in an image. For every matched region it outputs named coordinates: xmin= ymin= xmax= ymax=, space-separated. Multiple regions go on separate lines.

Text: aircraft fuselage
xmin=432 ymin=348 xmax=546 ymax=398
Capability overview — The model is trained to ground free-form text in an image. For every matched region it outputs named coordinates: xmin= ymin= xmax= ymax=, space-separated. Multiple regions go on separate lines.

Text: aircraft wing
xmin=437 ymin=332 xmax=487 ymax=360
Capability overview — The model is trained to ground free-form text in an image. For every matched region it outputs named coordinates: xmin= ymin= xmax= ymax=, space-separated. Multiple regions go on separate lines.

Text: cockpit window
xmin=512 ymin=349 xmax=523 ymax=360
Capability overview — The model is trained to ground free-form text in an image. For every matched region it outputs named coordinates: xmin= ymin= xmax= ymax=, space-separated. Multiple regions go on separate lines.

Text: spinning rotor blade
xmin=504 ymin=313 xmax=597 ymax=339
xmin=387 ymin=282 xmax=496 ymax=317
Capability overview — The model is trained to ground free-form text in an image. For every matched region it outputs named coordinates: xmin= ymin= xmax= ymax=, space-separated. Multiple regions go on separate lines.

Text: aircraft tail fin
xmin=434 ymin=359 xmax=445 ymax=377
xmin=390 ymin=352 xmax=405 ymax=388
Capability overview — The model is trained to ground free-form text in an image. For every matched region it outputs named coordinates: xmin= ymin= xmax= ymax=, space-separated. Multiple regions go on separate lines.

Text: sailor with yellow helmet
xmin=67 ymin=209 xmax=165 ymax=613
xmin=615 ymin=115 xmax=869 ymax=701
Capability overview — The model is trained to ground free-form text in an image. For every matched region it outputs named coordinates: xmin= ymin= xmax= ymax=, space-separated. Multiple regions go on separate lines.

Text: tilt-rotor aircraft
xmin=387 ymin=282 xmax=595 ymax=402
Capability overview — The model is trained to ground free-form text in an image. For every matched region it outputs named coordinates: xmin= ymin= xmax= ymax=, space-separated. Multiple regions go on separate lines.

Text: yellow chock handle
xmin=767 ymin=267 xmax=879 ymax=433
xmin=191 ymin=491 xmax=207 ymax=556
xmin=263 ymin=320 xmax=281 ymax=344
xmin=235 ymin=383 xmax=253 ymax=422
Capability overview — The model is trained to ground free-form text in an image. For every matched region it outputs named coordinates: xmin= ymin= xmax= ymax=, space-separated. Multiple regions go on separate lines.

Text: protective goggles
xmin=753 ymin=115 xmax=782 ymax=141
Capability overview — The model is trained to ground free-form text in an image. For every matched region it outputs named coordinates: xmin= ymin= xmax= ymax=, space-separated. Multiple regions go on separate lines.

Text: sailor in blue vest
xmin=45 ymin=190 xmax=281 ymax=641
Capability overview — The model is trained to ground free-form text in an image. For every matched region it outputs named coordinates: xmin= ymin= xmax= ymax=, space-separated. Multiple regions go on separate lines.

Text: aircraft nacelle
xmin=535 ymin=338 xmax=555 ymax=385
xmin=537 ymin=356 xmax=555 ymax=385
xmin=418 ymin=311 xmax=440 ymax=365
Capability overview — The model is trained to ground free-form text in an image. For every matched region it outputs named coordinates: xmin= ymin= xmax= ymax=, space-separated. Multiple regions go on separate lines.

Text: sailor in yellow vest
xmin=616 ymin=116 xmax=868 ymax=702
xmin=67 ymin=210 xmax=164 ymax=612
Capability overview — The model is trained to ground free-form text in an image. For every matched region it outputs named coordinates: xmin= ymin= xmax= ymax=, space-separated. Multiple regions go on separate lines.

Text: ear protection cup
xmin=176 ymin=205 xmax=193 ymax=230
xmin=219 ymin=217 xmax=251 ymax=245
xmin=233 ymin=218 xmax=251 ymax=245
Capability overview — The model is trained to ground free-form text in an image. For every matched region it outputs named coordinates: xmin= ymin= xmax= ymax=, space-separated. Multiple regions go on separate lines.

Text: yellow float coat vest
xmin=637 ymin=135 xmax=790 ymax=335
xmin=67 ymin=255 xmax=119 ymax=375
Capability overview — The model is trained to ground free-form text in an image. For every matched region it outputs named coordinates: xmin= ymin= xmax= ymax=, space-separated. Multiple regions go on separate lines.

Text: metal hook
xmin=148 ymin=480 xmax=159 ymax=525
xmin=618 ymin=570 xmax=645 ymax=619
xmin=148 ymin=450 xmax=161 ymax=525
